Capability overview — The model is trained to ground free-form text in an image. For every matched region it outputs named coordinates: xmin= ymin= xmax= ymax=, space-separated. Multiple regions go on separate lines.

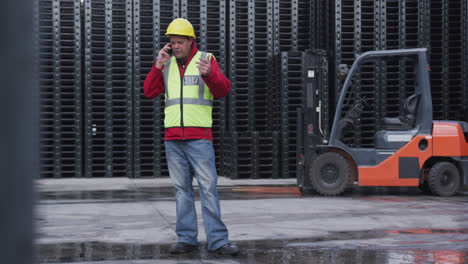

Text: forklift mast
xmin=297 ymin=50 xmax=328 ymax=189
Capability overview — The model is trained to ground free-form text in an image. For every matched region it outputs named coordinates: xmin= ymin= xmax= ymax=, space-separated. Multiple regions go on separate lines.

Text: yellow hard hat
xmin=165 ymin=18 xmax=196 ymax=39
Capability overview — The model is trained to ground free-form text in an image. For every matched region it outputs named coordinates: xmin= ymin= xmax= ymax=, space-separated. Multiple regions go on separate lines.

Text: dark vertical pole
xmin=463 ymin=0 xmax=468 ymax=120
xmin=310 ymin=0 xmax=316 ymax=49
xmin=417 ymin=0 xmax=424 ymax=48
xmin=228 ymin=0 xmax=236 ymax=134
xmin=353 ymin=0 xmax=361 ymax=144
xmin=399 ymin=0 xmax=408 ymax=111
xmin=252 ymin=131 xmax=259 ymax=179
xmin=53 ymin=0 xmax=62 ymax=177
xmin=133 ymin=0 xmax=141 ymax=178
xmin=232 ymin=131 xmax=238 ymax=179
xmin=219 ymin=0 xmax=227 ymax=175
xmin=380 ymin=0 xmax=387 ymax=132
xmin=273 ymin=0 xmax=279 ymax=55
xmin=248 ymin=0 xmax=255 ymax=132
xmin=272 ymin=131 xmax=279 ymax=179
xmin=424 ymin=0 xmax=431 ymax=58
xmin=267 ymin=0 xmax=274 ymax=130
xmin=321 ymin=55 xmax=329 ymax=138
xmin=375 ymin=0 xmax=388 ymax=131
xmin=334 ymin=0 xmax=342 ymax=103
xmin=291 ymin=0 xmax=298 ymax=51
xmin=75 ymin=0 xmax=83 ymax=178
xmin=126 ymin=0 xmax=134 ymax=178
xmin=281 ymin=52 xmax=289 ymax=178
xmin=200 ymin=0 xmax=207 ymax=51
xmin=374 ymin=0 xmax=382 ymax=134
xmin=153 ymin=1 xmax=162 ymax=177
xmin=0 ymin=0 xmax=36 ymax=262
xmin=84 ymin=0 xmax=92 ymax=177
xmin=105 ymin=0 xmax=113 ymax=177
xmin=442 ymin=0 xmax=449 ymax=120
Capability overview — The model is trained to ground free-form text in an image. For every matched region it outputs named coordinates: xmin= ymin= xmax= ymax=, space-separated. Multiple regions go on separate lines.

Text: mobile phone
xmin=167 ymin=45 xmax=172 ymax=55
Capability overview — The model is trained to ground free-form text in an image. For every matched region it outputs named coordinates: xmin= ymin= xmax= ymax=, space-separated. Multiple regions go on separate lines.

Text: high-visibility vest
xmin=163 ymin=51 xmax=214 ymax=128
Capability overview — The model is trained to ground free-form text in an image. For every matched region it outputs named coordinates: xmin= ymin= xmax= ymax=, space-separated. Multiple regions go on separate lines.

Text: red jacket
xmin=143 ymin=43 xmax=230 ymax=141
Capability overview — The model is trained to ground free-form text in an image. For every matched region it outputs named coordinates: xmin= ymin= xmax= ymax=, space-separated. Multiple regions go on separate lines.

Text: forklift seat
xmin=381 ymin=93 xmax=421 ymax=131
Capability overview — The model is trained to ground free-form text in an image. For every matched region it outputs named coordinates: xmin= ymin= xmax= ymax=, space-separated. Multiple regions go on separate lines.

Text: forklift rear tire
xmin=428 ymin=162 xmax=460 ymax=197
xmin=309 ymin=152 xmax=350 ymax=196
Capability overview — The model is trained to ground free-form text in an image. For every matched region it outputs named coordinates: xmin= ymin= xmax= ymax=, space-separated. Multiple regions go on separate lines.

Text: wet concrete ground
xmin=36 ymin=178 xmax=468 ymax=264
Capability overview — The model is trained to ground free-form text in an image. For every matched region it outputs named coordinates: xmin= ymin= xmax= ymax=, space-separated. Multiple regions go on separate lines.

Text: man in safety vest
xmin=143 ymin=18 xmax=239 ymax=255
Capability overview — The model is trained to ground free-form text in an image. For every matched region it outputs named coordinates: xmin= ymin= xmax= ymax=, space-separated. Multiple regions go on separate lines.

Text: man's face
xmin=169 ymin=35 xmax=193 ymax=60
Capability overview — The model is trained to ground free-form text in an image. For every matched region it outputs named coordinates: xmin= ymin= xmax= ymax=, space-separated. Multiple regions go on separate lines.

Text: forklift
xmin=297 ymin=48 xmax=468 ymax=196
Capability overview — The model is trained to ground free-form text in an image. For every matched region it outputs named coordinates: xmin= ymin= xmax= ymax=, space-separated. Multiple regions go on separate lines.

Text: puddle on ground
xmin=38 ymin=229 xmax=468 ymax=264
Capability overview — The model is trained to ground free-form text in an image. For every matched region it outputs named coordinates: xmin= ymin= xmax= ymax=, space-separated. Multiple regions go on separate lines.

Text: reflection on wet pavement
xmin=39 ymin=231 xmax=468 ymax=264
xmin=38 ymin=185 xmax=304 ymax=202
xmin=38 ymin=185 xmax=468 ymax=204
xmin=37 ymin=185 xmax=468 ymax=263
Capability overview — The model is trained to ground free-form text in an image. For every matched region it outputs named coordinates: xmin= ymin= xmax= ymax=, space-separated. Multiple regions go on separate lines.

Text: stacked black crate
xmin=273 ymin=51 xmax=304 ymax=178
xmin=182 ymin=0 xmax=227 ymax=175
xmin=332 ymin=0 xmax=380 ymax=148
xmin=272 ymin=0 xmax=315 ymax=178
xmin=314 ymin=0 xmax=332 ymax=50
xmin=330 ymin=0 xmax=425 ymax=149
xmin=358 ymin=0 xmax=379 ymax=147
xmin=37 ymin=0 xmax=82 ymax=178
xmin=84 ymin=0 xmax=133 ymax=177
xmin=331 ymin=0 xmax=359 ymax=147
xmin=225 ymin=0 xmax=253 ymax=179
xmin=275 ymin=0 xmax=312 ymax=52
xmin=383 ymin=1 xmax=420 ymax=128
xmin=463 ymin=0 xmax=468 ymax=121
xmin=133 ymin=0 xmax=178 ymax=178
xmin=252 ymin=0 xmax=279 ymax=178
xmin=428 ymin=0 xmax=465 ymax=121
xmin=226 ymin=0 xmax=278 ymax=179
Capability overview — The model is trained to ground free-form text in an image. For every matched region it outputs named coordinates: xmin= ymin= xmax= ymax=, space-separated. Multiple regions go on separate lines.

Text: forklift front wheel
xmin=309 ymin=152 xmax=350 ymax=196
xmin=428 ymin=162 xmax=460 ymax=197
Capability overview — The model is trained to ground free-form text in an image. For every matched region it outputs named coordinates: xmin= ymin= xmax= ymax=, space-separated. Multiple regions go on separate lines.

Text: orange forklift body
xmin=359 ymin=122 xmax=468 ymax=186
xmin=298 ymin=49 xmax=468 ymax=196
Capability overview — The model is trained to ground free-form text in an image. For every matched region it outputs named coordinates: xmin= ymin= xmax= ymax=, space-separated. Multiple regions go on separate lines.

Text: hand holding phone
xmin=155 ymin=43 xmax=172 ymax=69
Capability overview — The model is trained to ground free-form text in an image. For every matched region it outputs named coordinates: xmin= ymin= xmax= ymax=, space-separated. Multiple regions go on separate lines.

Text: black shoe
xmin=210 ymin=243 xmax=240 ymax=256
xmin=169 ymin=242 xmax=198 ymax=254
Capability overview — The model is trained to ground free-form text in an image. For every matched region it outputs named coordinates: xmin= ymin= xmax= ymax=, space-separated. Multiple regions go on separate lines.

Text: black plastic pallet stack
xmin=227 ymin=0 xmax=252 ymax=133
xmin=227 ymin=0 xmax=280 ymax=134
xmin=84 ymin=0 xmax=133 ymax=177
xmin=35 ymin=0 xmax=468 ymax=180
xmin=182 ymin=0 xmax=227 ymax=175
xmin=429 ymin=0 xmax=465 ymax=121
xmin=273 ymin=51 xmax=304 ymax=178
xmin=223 ymin=131 xmax=280 ymax=179
xmin=275 ymin=0 xmax=312 ymax=52
xmin=331 ymin=0 xmax=378 ymax=147
xmin=463 ymin=0 xmax=468 ymax=122
xmin=133 ymin=0 xmax=178 ymax=178
xmin=224 ymin=0 xmax=279 ymax=179
xmin=383 ymin=1 xmax=420 ymax=123
xmin=330 ymin=0 xmax=425 ymax=148
xmin=37 ymin=0 xmax=82 ymax=178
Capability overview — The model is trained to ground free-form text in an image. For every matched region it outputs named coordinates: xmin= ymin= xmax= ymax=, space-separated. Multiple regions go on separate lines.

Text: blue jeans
xmin=165 ymin=139 xmax=229 ymax=250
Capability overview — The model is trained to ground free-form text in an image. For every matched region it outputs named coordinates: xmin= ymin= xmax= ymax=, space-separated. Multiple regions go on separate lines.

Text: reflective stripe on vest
xmin=162 ymin=51 xmax=214 ymax=128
